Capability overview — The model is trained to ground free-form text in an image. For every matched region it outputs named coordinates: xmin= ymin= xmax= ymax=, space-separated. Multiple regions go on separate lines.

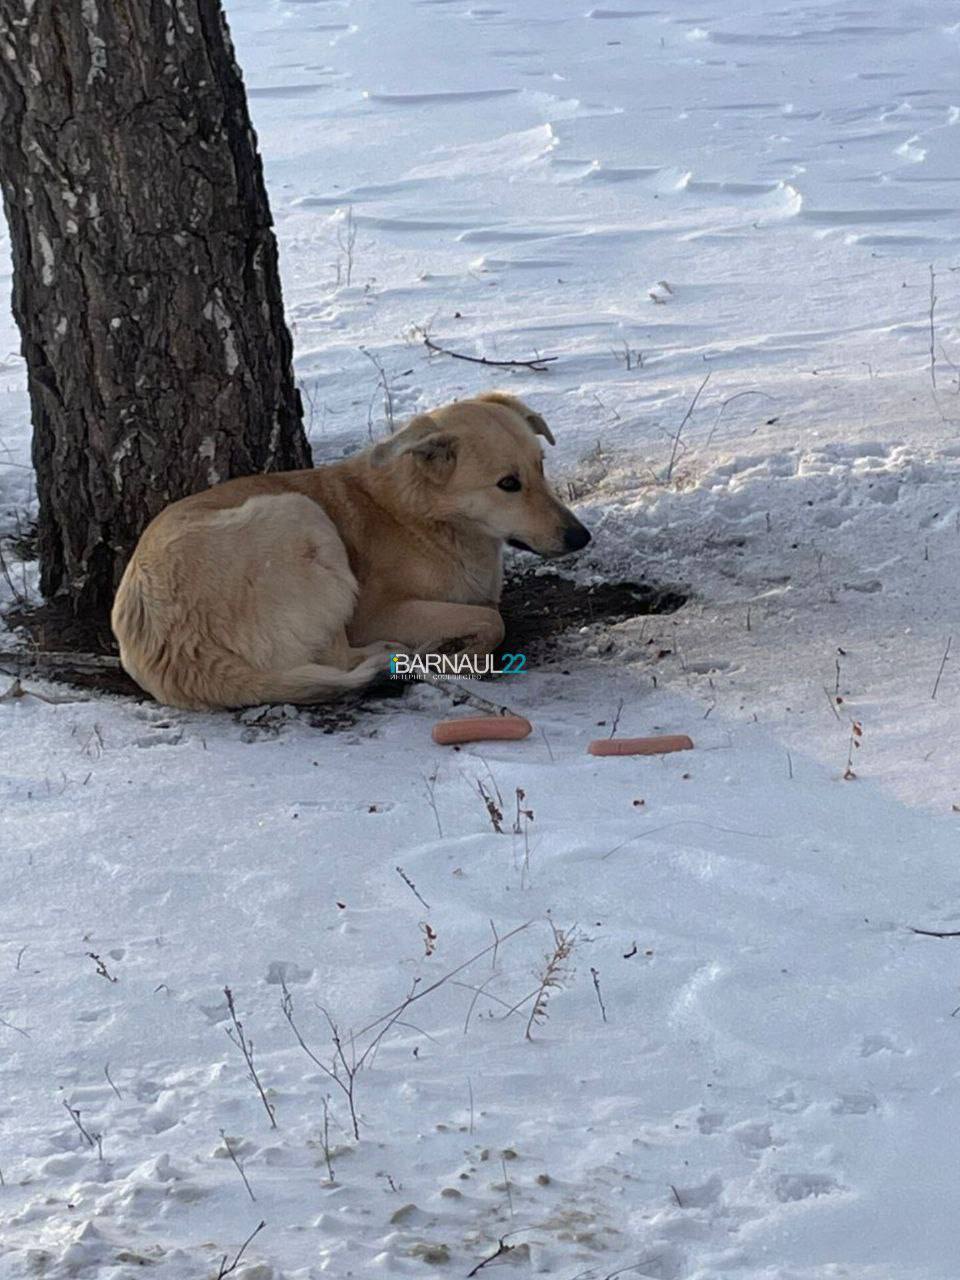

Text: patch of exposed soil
xmin=498 ymin=570 xmax=686 ymax=664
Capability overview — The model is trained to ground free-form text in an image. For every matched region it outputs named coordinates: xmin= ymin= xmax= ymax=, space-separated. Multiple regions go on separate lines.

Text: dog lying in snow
xmin=111 ymin=391 xmax=591 ymax=710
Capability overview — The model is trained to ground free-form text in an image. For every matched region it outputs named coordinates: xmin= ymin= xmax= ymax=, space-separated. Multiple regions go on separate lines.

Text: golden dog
xmin=111 ymin=392 xmax=590 ymax=710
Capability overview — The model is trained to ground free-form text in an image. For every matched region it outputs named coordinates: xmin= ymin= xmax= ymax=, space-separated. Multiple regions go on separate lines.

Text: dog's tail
xmin=238 ymin=652 xmax=391 ymax=708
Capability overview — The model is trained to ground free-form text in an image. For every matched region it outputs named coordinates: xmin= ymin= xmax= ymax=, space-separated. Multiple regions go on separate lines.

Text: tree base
xmin=3 ymin=598 xmax=139 ymax=697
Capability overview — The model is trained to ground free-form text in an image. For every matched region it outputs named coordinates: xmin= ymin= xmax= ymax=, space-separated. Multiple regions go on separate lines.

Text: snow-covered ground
xmin=3 ymin=1 xmax=960 ymax=1276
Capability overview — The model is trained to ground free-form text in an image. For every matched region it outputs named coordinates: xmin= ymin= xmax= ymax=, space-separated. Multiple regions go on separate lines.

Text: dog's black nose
xmin=563 ymin=522 xmax=591 ymax=552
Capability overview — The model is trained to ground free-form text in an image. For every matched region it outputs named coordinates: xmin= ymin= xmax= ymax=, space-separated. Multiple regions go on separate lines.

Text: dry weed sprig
xmin=0 ymin=538 xmax=29 ymax=608
xmin=281 ymin=923 xmax=533 ymax=1139
xmin=664 ymin=372 xmax=711 ymax=483
xmin=477 ymin=778 xmax=504 ymax=833
xmin=321 ymin=1096 xmax=336 ymax=1182
xmin=61 ymin=1098 xmax=102 ymax=1158
xmin=512 ymin=788 xmax=534 ymax=888
xmin=932 ymin=635 xmax=952 ymax=700
xmin=843 ymin=720 xmax=863 ymax=781
xmin=220 ymin=1129 xmax=256 ymax=1203
xmin=280 ymin=982 xmax=362 ymax=1141
xmin=929 ymin=263 xmax=938 ymax=391
xmin=360 ymin=346 xmax=395 ymax=436
xmin=525 ymin=922 xmax=578 ymax=1040
xmin=334 ymin=206 xmax=357 ymax=288
xmin=590 ymin=967 xmax=608 ymax=1023
xmin=396 ymin=864 xmax=430 ymax=910
xmin=224 ymin=987 xmax=277 ymax=1129
xmin=216 ymin=1220 xmax=266 ymax=1280
xmin=422 ymin=768 xmax=444 ymax=838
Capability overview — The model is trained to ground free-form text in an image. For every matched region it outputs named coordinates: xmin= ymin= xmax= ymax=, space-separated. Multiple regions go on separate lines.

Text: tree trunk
xmin=0 ymin=0 xmax=311 ymax=616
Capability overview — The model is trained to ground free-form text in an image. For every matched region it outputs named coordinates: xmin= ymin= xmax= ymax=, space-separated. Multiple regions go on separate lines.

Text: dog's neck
xmin=354 ymin=459 xmax=504 ymax=603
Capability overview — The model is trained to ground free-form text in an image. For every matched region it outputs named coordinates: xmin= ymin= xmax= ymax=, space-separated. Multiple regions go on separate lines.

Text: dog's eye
xmin=497 ymin=475 xmax=522 ymax=492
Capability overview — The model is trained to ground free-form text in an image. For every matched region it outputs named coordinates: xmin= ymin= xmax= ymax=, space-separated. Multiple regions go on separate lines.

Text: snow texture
xmin=2 ymin=0 xmax=960 ymax=1276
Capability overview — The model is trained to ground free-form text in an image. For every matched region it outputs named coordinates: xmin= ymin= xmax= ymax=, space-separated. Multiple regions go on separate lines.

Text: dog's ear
xmin=407 ymin=432 xmax=458 ymax=474
xmin=369 ymin=414 xmax=458 ymax=476
xmin=521 ymin=408 xmax=555 ymax=447
xmin=474 ymin=390 xmax=556 ymax=446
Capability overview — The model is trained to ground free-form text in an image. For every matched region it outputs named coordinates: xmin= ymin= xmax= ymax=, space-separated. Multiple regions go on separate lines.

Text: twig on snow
xmin=421 ymin=332 xmax=557 ymax=372
xmin=426 ymin=673 xmax=519 ymax=719
xmin=103 ymin=1063 xmax=122 ymax=1100
xmin=932 ymin=635 xmax=952 ymax=700
xmin=87 ymin=952 xmax=118 ymax=983
xmin=468 ymin=1237 xmax=517 ymax=1277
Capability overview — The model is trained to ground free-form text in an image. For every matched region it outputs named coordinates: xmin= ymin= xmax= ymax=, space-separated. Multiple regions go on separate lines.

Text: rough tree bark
xmin=0 ymin=0 xmax=311 ymax=615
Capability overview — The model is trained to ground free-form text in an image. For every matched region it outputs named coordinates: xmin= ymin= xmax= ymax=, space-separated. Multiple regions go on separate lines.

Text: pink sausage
xmin=432 ymin=716 xmax=533 ymax=745
xmin=588 ymin=734 xmax=694 ymax=757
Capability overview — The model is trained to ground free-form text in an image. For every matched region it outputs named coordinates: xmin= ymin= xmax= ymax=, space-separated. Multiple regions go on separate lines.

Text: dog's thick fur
xmin=111 ymin=392 xmax=590 ymax=710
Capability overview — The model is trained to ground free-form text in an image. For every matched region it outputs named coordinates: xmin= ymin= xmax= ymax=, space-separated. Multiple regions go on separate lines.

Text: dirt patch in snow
xmin=498 ymin=569 xmax=686 ymax=663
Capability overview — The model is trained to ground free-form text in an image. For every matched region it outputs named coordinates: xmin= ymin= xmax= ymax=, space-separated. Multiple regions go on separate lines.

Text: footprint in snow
xmin=773 ymin=1172 xmax=841 ymax=1202
xmin=673 ymin=1172 xmax=723 ymax=1207
xmin=685 ymin=657 xmax=733 ymax=674
xmin=831 ymin=1090 xmax=879 ymax=1115
xmin=731 ymin=1119 xmax=774 ymax=1151
xmin=134 ymin=730 xmax=184 ymax=748
xmin=696 ymin=1108 xmax=726 ymax=1134
xmin=265 ymin=959 xmax=313 ymax=985
xmin=769 ymin=1085 xmax=811 ymax=1113
xmin=859 ymin=1032 xmax=906 ymax=1057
